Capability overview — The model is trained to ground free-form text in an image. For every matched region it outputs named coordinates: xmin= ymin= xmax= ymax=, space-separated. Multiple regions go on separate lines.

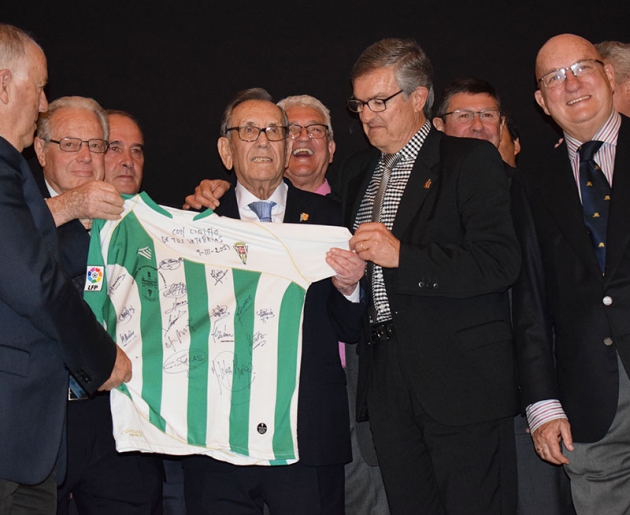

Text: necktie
xmin=369 ymin=153 xmax=401 ymax=322
xmin=249 ymin=201 xmax=276 ymax=222
xmin=371 ymin=153 xmax=402 ymax=222
xmin=579 ymin=140 xmax=609 ymax=272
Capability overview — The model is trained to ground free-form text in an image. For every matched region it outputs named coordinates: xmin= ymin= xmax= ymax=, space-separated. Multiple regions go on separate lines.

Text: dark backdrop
xmin=5 ymin=1 xmax=628 ymax=207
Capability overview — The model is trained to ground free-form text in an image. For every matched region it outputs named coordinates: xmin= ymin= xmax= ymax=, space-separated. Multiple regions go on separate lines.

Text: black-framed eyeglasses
xmin=226 ymin=125 xmax=288 ymax=142
xmin=288 ymin=124 xmax=329 ymax=140
xmin=347 ymin=90 xmax=404 ymax=113
xmin=538 ymin=59 xmax=605 ymax=89
xmin=441 ymin=108 xmax=502 ymax=124
xmin=48 ymin=137 xmax=109 ymax=153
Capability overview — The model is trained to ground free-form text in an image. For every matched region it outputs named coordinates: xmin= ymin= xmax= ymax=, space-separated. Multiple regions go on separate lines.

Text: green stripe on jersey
xmin=229 ymin=269 xmax=261 ymax=456
xmin=272 ymin=282 xmax=304 ymax=460
xmin=112 ymin=212 xmax=166 ymax=432
xmin=184 ymin=261 xmax=211 ymax=445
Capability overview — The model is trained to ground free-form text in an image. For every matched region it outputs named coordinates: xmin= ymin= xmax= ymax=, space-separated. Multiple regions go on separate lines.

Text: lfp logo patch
xmin=85 ymin=266 xmax=104 ymax=291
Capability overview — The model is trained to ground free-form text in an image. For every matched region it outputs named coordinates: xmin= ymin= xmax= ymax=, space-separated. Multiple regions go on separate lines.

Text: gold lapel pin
xmin=300 ymin=213 xmax=309 ymax=222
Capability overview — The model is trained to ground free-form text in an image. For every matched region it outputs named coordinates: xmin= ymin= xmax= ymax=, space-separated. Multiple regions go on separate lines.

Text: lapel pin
xmin=300 ymin=213 xmax=309 ymax=222
xmin=424 ymin=179 xmax=432 ymax=189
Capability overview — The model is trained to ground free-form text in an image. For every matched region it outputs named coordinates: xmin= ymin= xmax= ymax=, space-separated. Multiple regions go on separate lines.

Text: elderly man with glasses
xmin=336 ymin=38 xmax=521 ymax=515
xmin=182 ymin=88 xmax=366 ymax=515
xmin=512 ymin=34 xmax=630 ymax=514
xmin=185 ymin=93 xmax=390 ymax=514
xmin=33 ymin=96 xmax=163 ymax=515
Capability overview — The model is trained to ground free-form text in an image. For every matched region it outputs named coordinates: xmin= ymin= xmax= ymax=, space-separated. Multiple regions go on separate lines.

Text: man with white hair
xmin=0 ymin=24 xmax=130 ymax=513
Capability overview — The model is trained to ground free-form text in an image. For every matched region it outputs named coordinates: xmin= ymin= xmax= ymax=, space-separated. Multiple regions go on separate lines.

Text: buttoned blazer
xmin=512 ymin=115 xmax=630 ymax=443
xmin=0 ymin=137 xmax=117 ymax=485
xmin=215 ymin=179 xmax=365 ymax=466
xmin=339 ymin=127 xmax=521 ymax=427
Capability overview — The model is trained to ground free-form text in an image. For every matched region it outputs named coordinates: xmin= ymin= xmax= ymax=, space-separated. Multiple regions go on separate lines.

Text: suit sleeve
xmin=510 ymin=171 xmax=559 ymax=407
xmin=0 ymin=156 xmax=116 ymax=395
xmin=396 ymin=141 xmax=521 ymax=297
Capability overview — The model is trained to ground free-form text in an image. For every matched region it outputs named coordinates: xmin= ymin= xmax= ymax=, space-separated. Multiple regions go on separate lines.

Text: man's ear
xmin=514 ymin=137 xmax=522 ymax=157
xmin=433 ymin=116 xmax=445 ymax=132
xmin=410 ymin=86 xmax=430 ymax=115
xmin=535 ymin=89 xmax=550 ymax=115
xmin=327 ymin=139 xmax=336 ymax=164
xmin=0 ymin=69 xmax=11 ymax=104
xmin=34 ymin=136 xmax=47 ymax=167
xmin=217 ymin=137 xmax=233 ymax=170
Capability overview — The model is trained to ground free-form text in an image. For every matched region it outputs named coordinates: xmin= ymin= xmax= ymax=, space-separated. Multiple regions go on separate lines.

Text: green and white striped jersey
xmin=84 ymin=192 xmax=351 ymax=465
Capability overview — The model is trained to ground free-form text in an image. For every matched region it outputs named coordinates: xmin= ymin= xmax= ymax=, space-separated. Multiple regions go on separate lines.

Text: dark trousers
xmin=183 ymin=455 xmax=345 ymax=515
xmin=0 ymin=469 xmax=56 ymax=515
xmin=57 ymin=393 xmax=163 ymax=515
xmin=367 ymin=335 xmax=517 ymax=515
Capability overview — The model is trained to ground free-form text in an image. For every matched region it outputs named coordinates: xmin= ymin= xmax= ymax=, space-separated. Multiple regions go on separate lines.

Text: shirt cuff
xmin=342 ymin=283 xmax=361 ymax=303
xmin=526 ymin=399 xmax=568 ymax=434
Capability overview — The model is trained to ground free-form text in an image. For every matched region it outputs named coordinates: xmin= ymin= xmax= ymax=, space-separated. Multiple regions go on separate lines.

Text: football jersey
xmin=84 ymin=192 xmax=351 ymax=465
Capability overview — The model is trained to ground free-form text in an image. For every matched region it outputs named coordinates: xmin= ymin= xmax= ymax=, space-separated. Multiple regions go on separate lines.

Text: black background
xmin=5 ymin=1 xmax=628 ymax=207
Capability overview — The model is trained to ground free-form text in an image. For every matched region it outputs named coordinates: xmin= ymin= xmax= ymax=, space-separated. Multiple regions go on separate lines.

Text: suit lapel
xmin=346 ymin=151 xmax=380 ymax=229
xmin=539 ymin=142 xmax=603 ymax=279
xmin=604 ymin=118 xmax=630 ymax=281
xmin=391 ymin=129 xmax=440 ymax=239
xmin=284 ymin=181 xmax=306 ymax=223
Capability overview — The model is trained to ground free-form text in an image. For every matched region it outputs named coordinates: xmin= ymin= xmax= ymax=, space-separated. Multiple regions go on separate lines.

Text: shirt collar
xmin=565 ymin=110 xmax=621 ymax=161
xmin=235 ymin=180 xmax=288 ymax=209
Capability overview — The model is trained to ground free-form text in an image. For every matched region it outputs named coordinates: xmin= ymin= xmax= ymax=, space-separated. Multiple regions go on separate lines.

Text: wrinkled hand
xmin=46 ymin=181 xmax=124 ymax=227
xmin=532 ymin=418 xmax=573 ymax=465
xmin=183 ymin=179 xmax=231 ymax=210
xmin=350 ymin=222 xmax=400 ymax=268
xmin=326 ymin=247 xmax=366 ymax=296
xmin=98 ymin=345 xmax=132 ymax=391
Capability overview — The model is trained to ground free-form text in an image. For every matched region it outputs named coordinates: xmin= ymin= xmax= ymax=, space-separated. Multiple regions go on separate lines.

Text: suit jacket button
xmin=433 ymin=283 xmax=439 ymax=289
xmin=419 ymin=281 xmax=425 ymax=288
xmin=604 ymin=337 xmax=613 ymax=346
xmin=603 ymin=296 xmax=613 ymax=306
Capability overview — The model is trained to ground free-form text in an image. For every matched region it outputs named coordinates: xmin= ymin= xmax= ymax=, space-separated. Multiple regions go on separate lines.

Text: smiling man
xmin=512 ymin=33 xmax=630 ymax=514
xmin=33 ymin=97 xmax=162 ymax=515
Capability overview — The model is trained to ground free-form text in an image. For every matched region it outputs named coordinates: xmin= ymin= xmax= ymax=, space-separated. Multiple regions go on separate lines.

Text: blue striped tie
xmin=249 ymin=201 xmax=276 ymax=222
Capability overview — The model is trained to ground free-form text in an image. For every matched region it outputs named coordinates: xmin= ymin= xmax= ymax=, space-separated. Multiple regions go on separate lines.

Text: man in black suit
xmin=433 ymin=76 xmax=575 ymax=515
xmin=512 ymin=33 xmax=630 ymax=514
xmin=0 ymin=24 xmax=130 ymax=513
xmin=182 ymin=88 xmax=366 ymax=515
xmin=185 ymin=93 xmax=391 ymax=515
xmin=33 ymin=98 xmax=163 ymax=514
xmin=338 ymin=38 xmax=521 ymax=514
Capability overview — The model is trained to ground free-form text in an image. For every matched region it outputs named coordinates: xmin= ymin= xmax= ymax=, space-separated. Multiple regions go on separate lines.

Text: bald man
xmin=512 ymin=34 xmax=630 ymax=514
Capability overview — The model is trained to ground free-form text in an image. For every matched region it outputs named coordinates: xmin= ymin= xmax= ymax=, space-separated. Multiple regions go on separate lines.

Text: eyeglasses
xmin=48 ymin=137 xmax=109 ymax=153
xmin=288 ymin=124 xmax=329 ymax=140
xmin=226 ymin=125 xmax=288 ymax=142
xmin=538 ymin=59 xmax=604 ymax=89
xmin=347 ymin=90 xmax=404 ymax=113
xmin=441 ymin=108 xmax=502 ymax=124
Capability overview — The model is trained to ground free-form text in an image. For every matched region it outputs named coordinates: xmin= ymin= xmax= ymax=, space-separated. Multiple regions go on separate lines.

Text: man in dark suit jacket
xmin=338 ymin=38 xmax=521 ymax=515
xmin=512 ymin=34 xmax=630 ymax=514
xmin=0 ymin=24 xmax=130 ymax=513
xmin=33 ymin=98 xmax=163 ymax=514
xmin=182 ymin=88 xmax=366 ymax=515
xmin=433 ymin=77 xmax=575 ymax=515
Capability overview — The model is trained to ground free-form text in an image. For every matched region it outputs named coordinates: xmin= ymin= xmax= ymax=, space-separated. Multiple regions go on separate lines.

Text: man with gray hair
xmin=185 ymin=93 xmax=390 ymax=514
xmin=339 ymin=38 xmax=520 ymax=514
xmin=33 ymin=97 xmax=163 ymax=514
xmin=0 ymin=25 xmax=130 ymax=513
xmin=183 ymin=87 xmax=366 ymax=515
xmin=595 ymin=41 xmax=630 ymax=117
